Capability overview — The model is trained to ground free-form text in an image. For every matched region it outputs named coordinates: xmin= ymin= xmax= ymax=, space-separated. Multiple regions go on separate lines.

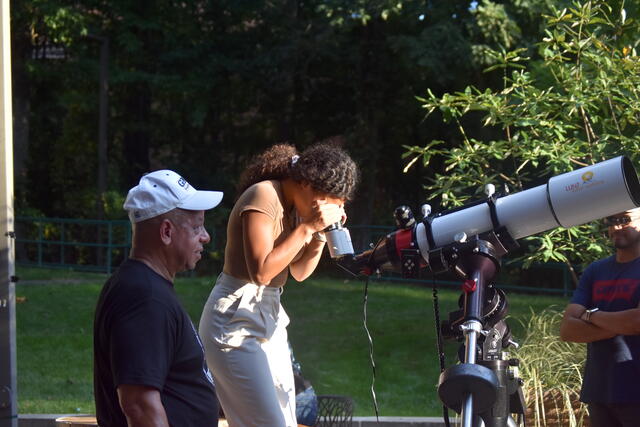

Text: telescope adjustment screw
xmin=454 ymin=232 xmax=467 ymax=243
xmin=421 ymin=204 xmax=432 ymax=218
xmin=459 ymin=320 xmax=482 ymax=333
xmin=484 ymin=183 xmax=496 ymax=197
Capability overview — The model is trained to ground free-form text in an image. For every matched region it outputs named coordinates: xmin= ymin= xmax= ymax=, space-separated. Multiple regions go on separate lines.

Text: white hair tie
xmin=291 ymin=155 xmax=300 ymax=165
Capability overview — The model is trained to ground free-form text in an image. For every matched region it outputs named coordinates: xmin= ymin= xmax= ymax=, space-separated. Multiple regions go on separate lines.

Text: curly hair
xmin=237 ymin=144 xmax=298 ymax=196
xmin=237 ymin=141 xmax=359 ymax=200
xmin=290 ymin=142 xmax=359 ymax=200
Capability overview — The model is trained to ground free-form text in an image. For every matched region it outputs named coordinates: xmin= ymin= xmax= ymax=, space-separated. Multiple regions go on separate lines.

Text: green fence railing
xmin=12 ymin=218 xmax=578 ymax=294
xmin=14 ymin=217 xmax=132 ymax=273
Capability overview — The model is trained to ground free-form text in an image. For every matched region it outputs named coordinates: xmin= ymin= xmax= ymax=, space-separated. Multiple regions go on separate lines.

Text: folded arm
xmin=586 ymin=306 xmax=640 ymax=336
xmin=559 ymin=303 xmax=617 ymax=343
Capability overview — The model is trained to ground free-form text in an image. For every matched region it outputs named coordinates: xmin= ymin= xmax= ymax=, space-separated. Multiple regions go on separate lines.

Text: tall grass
xmin=514 ymin=308 xmax=588 ymax=427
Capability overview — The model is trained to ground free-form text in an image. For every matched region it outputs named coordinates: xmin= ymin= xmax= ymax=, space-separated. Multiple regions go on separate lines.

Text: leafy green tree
xmin=296 ymin=0 xmax=559 ymax=226
xmin=405 ymin=0 xmax=640 ymax=282
xmin=12 ymin=0 xmax=92 ymax=215
xmin=12 ymin=0 xmax=562 ymax=228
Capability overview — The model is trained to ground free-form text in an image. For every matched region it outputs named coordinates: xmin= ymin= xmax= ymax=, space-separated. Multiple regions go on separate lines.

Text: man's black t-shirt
xmin=94 ymin=259 xmax=218 ymax=426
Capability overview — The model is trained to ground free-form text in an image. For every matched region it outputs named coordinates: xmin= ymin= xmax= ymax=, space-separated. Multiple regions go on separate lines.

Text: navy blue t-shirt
xmin=570 ymin=255 xmax=640 ymax=403
xmin=94 ymin=259 xmax=219 ymax=426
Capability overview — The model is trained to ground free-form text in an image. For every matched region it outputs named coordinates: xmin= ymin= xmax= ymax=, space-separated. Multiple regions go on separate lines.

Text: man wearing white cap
xmin=93 ymin=170 xmax=223 ymax=426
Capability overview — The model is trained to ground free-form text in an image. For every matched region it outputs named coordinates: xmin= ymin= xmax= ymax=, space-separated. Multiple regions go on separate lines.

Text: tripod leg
xmin=506 ymin=415 xmax=519 ymax=427
xmin=461 ymin=393 xmax=474 ymax=426
xmin=460 ymin=321 xmax=483 ymax=426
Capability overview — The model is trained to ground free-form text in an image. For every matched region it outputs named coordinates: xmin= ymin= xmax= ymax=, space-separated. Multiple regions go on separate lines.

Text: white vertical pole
xmin=0 ymin=0 xmax=17 ymax=424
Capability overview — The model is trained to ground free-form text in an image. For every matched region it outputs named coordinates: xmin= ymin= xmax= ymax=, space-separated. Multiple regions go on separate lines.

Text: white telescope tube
xmin=548 ymin=157 xmax=640 ymax=227
xmin=415 ymin=156 xmax=640 ymax=256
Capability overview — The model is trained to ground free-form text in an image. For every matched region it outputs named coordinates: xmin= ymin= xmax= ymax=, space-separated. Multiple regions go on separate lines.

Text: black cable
xmin=362 ymin=275 xmax=380 ymax=421
xmin=432 ymin=275 xmax=446 ymax=370
xmin=432 ymin=273 xmax=451 ymax=427
xmin=360 ymin=236 xmax=385 ymax=421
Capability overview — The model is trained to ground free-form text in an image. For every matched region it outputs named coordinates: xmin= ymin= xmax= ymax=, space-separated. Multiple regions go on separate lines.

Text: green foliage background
xmin=13 ymin=0 xmax=640 ymax=273
xmin=405 ymin=0 xmax=640 ymax=275
xmin=12 ymin=0 xmax=568 ymax=228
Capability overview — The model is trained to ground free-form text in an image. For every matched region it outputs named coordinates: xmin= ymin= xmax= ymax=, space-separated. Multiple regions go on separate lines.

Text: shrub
xmin=514 ymin=308 xmax=588 ymax=427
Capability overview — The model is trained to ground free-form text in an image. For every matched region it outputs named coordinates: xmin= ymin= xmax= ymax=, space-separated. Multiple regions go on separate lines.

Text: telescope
xmin=327 ymin=156 xmax=640 ymax=427
xmin=329 ymin=155 xmax=640 ymax=276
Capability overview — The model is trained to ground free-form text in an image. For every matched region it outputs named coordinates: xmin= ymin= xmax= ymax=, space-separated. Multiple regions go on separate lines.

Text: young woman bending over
xmin=199 ymin=142 xmax=359 ymax=427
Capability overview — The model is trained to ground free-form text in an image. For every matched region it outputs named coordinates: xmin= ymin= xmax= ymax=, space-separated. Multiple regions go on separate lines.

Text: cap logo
xmin=177 ymin=177 xmax=190 ymax=190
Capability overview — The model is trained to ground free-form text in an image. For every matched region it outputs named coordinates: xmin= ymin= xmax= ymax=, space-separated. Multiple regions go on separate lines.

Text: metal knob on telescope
xmin=421 ymin=204 xmax=432 ymax=218
xmin=394 ymin=205 xmax=416 ymax=229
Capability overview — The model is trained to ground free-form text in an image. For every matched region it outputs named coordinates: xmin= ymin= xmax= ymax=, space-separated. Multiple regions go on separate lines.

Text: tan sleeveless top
xmin=222 ymin=180 xmax=300 ymax=286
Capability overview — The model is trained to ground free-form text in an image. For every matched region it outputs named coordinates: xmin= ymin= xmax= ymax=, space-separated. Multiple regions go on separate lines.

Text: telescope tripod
xmin=430 ymin=231 xmax=526 ymax=427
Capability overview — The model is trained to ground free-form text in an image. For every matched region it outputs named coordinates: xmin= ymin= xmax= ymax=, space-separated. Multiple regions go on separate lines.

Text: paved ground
xmin=20 ymin=414 xmax=449 ymax=427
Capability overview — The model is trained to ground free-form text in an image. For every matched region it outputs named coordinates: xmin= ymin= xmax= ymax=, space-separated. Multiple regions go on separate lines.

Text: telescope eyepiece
xmin=325 ymin=223 xmax=354 ymax=260
xmin=324 ymin=222 xmax=343 ymax=232
xmin=394 ymin=205 xmax=416 ymax=229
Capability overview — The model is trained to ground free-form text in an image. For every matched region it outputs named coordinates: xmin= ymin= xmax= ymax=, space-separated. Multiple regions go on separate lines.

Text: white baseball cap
xmin=123 ymin=170 xmax=224 ymax=223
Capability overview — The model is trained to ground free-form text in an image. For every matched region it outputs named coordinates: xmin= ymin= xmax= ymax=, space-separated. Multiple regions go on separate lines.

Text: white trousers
xmin=199 ymin=273 xmax=296 ymax=427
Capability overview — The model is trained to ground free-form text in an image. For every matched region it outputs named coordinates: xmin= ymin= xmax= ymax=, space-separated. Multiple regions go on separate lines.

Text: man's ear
xmin=159 ymin=219 xmax=173 ymax=245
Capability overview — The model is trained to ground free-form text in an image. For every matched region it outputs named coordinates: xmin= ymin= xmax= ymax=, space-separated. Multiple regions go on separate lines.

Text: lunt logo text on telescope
xmin=565 ymin=171 xmax=604 ymax=193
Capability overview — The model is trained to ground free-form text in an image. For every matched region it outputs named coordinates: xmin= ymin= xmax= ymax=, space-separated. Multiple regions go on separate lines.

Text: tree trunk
xmin=11 ymin=23 xmax=32 ymax=263
xmin=11 ymin=25 xmax=30 ymax=198
xmin=353 ymin=21 xmax=383 ymax=248
xmin=121 ymin=84 xmax=151 ymax=186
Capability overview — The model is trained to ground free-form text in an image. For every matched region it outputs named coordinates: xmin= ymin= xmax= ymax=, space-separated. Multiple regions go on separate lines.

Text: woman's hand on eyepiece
xmin=305 ymin=200 xmax=345 ymax=232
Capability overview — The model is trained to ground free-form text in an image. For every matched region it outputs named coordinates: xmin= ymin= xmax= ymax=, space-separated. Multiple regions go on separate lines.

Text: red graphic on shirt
xmin=592 ymin=278 xmax=640 ymax=302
